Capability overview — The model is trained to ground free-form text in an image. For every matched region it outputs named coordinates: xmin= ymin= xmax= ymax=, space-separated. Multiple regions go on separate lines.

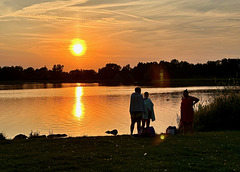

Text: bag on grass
xmin=139 ymin=126 xmax=155 ymax=137
xmin=146 ymin=127 xmax=155 ymax=137
xmin=166 ymin=126 xmax=177 ymax=135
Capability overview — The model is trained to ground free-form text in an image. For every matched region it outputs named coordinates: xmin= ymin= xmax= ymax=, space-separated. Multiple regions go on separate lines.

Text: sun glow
xmin=73 ymin=86 xmax=85 ymax=119
xmin=69 ymin=39 xmax=86 ymax=56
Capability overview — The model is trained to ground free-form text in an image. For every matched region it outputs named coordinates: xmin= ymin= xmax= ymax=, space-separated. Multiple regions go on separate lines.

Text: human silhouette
xmin=180 ymin=89 xmax=199 ymax=134
xmin=129 ymin=87 xmax=144 ymax=135
xmin=142 ymin=92 xmax=155 ymax=128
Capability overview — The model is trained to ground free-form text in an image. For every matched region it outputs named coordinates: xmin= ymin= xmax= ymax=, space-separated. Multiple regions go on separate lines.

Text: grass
xmin=194 ymin=88 xmax=240 ymax=131
xmin=0 ymin=131 xmax=240 ymax=171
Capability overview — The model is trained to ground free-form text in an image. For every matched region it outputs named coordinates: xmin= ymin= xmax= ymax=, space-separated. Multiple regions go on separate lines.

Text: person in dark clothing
xmin=129 ymin=87 xmax=144 ymax=135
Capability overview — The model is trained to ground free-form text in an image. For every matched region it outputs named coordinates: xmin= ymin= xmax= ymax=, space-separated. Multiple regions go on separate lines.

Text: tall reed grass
xmin=194 ymin=86 xmax=240 ymax=131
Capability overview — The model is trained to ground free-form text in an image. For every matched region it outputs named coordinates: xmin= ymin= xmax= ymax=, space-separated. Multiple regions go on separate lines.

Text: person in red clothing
xmin=180 ymin=89 xmax=199 ymax=134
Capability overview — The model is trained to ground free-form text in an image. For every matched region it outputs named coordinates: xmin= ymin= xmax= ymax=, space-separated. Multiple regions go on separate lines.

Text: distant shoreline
xmin=0 ymin=78 xmax=238 ymax=88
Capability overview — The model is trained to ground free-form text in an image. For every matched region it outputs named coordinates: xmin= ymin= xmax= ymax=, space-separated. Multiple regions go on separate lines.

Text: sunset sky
xmin=1 ymin=0 xmax=240 ymax=71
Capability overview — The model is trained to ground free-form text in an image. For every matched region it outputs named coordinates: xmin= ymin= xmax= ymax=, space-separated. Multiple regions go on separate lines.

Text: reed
xmin=194 ymin=87 xmax=240 ymax=131
xmin=29 ymin=130 xmax=40 ymax=138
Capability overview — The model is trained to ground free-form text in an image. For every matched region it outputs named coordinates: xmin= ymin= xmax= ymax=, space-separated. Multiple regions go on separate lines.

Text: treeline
xmin=0 ymin=58 xmax=240 ymax=84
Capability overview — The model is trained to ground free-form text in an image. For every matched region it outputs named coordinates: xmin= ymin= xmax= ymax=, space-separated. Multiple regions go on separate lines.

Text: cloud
xmin=0 ymin=0 xmax=87 ymax=20
xmin=1 ymin=0 xmax=240 ymax=69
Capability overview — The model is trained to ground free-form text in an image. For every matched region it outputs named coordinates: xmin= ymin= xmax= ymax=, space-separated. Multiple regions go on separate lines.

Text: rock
xmin=47 ymin=134 xmax=67 ymax=139
xmin=105 ymin=129 xmax=118 ymax=136
xmin=29 ymin=135 xmax=47 ymax=139
xmin=13 ymin=134 xmax=27 ymax=140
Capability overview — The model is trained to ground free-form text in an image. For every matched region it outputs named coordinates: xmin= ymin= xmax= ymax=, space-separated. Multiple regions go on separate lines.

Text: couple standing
xmin=129 ymin=87 xmax=155 ymax=135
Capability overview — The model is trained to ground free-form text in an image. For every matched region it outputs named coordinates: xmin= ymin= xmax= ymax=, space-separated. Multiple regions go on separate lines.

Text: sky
xmin=0 ymin=0 xmax=240 ymax=71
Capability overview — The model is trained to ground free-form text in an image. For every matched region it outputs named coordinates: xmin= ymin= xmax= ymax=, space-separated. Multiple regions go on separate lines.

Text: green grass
xmin=0 ymin=132 xmax=240 ymax=171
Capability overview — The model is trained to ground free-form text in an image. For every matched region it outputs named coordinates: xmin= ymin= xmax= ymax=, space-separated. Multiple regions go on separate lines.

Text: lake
xmin=0 ymin=83 xmax=219 ymax=138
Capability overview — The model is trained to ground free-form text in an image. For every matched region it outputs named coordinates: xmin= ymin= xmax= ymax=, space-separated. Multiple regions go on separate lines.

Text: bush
xmin=194 ymin=91 xmax=240 ymax=131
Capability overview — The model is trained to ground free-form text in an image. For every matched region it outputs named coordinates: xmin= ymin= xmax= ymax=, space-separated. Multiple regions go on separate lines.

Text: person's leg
xmin=183 ymin=123 xmax=187 ymax=134
xmin=142 ymin=119 xmax=146 ymax=128
xmin=189 ymin=123 xmax=193 ymax=134
xmin=130 ymin=118 xmax=136 ymax=135
xmin=186 ymin=123 xmax=189 ymax=133
xmin=184 ymin=123 xmax=193 ymax=134
xmin=146 ymin=119 xmax=150 ymax=128
xmin=137 ymin=118 xmax=141 ymax=134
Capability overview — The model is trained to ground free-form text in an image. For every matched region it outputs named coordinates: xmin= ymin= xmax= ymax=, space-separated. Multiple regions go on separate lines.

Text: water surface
xmin=0 ymin=83 xmax=218 ymax=138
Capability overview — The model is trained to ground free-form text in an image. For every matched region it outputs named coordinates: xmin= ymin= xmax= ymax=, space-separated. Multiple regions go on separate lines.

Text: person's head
xmin=183 ymin=89 xmax=189 ymax=98
xmin=135 ymin=87 xmax=141 ymax=94
xmin=144 ymin=92 xmax=149 ymax=98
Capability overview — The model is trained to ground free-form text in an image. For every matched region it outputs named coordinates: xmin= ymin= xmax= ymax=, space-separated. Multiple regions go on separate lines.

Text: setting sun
xmin=69 ymin=39 xmax=86 ymax=56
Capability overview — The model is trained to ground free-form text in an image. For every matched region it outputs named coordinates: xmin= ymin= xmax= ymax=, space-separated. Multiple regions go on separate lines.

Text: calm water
xmin=0 ymin=83 xmax=219 ymax=138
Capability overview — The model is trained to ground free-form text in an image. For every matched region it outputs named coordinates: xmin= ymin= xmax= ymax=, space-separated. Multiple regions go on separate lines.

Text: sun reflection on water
xmin=74 ymin=86 xmax=85 ymax=119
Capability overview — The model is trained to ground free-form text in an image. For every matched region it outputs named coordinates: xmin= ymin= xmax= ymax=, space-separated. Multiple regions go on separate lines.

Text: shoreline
xmin=0 ymin=78 xmax=239 ymax=87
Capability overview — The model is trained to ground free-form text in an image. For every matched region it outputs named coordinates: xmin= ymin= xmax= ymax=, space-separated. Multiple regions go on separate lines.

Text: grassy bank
xmin=0 ymin=131 xmax=240 ymax=171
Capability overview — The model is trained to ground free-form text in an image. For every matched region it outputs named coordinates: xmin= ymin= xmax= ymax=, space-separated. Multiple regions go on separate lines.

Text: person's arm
xmin=141 ymin=95 xmax=145 ymax=112
xmin=129 ymin=94 xmax=133 ymax=112
xmin=191 ymin=96 xmax=199 ymax=105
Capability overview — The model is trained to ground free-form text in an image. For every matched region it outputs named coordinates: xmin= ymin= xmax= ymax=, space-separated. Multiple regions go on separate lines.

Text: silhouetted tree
xmin=23 ymin=67 xmax=35 ymax=80
xmin=1 ymin=58 xmax=240 ymax=84
xmin=0 ymin=66 xmax=23 ymax=80
xmin=51 ymin=64 xmax=65 ymax=80
xmin=52 ymin=64 xmax=64 ymax=72
xmin=35 ymin=66 xmax=50 ymax=80
xmin=120 ymin=64 xmax=133 ymax=83
xmin=98 ymin=63 xmax=122 ymax=80
xmin=69 ymin=69 xmax=96 ymax=80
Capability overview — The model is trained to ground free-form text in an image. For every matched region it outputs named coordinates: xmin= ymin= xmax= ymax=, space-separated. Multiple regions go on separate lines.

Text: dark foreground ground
xmin=0 ymin=131 xmax=240 ymax=171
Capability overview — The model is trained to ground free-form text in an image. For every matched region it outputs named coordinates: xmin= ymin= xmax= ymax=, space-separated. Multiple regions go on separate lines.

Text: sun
xmin=69 ymin=39 xmax=86 ymax=56
xmin=73 ymin=44 xmax=83 ymax=54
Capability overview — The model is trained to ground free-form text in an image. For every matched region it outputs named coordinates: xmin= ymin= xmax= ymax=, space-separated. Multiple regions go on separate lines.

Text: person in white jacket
xmin=142 ymin=92 xmax=155 ymax=128
xmin=129 ymin=87 xmax=144 ymax=135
